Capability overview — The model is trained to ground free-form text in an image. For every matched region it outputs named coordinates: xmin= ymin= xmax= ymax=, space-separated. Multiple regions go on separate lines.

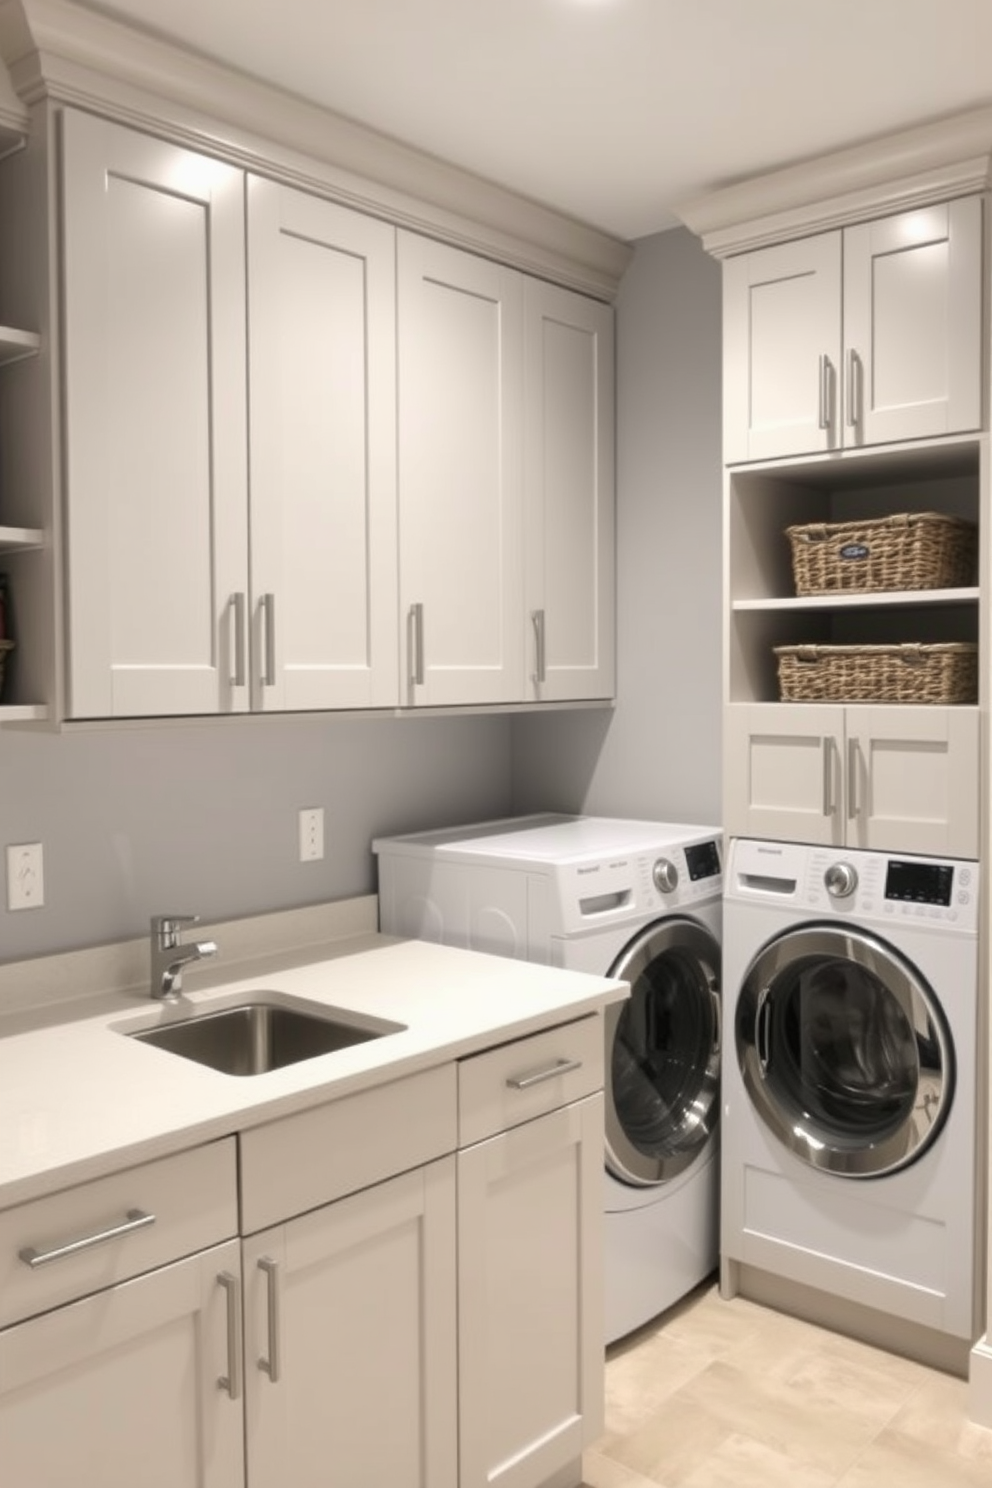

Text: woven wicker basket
xmin=786 ymin=512 xmax=977 ymax=596
xmin=0 ymin=638 xmax=12 ymax=701
xmin=775 ymin=642 xmax=978 ymax=705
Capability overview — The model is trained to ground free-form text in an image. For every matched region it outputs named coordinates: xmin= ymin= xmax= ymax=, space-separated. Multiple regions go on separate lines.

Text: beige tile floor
xmin=583 ymin=1279 xmax=992 ymax=1488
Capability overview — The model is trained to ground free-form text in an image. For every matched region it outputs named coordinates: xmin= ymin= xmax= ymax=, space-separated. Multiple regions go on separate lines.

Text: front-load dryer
xmin=374 ymin=813 xmax=724 ymax=1343
xmin=722 ymin=836 xmax=981 ymax=1360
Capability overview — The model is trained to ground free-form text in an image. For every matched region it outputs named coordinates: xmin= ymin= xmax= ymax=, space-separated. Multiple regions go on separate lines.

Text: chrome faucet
xmin=150 ymin=914 xmax=218 ymax=1000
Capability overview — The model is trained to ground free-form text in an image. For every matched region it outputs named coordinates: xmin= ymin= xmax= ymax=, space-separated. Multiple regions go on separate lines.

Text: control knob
xmin=824 ymin=861 xmax=858 ymax=899
xmin=652 ymin=858 xmax=679 ymax=894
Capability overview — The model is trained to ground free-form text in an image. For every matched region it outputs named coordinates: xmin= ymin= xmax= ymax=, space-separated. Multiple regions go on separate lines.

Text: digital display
xmin=686 ymin=840 xmax=721 ymax=882
xmin=884 ymin=859 xmax=954 ymax=907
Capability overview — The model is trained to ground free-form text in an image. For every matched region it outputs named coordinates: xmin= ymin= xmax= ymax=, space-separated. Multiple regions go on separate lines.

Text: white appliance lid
xmin=374 ymin=813 xmax=722 ymax=864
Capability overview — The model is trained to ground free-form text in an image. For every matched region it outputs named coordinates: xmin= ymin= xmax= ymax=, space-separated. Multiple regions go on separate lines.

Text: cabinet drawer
xmin=0 ymin=1137 xmax=237 ymax=1328
xmin=240 ymin=1063 xmax=458 ymax=1233
xmin=458 ymin=1015 xmax=603 ymax=1147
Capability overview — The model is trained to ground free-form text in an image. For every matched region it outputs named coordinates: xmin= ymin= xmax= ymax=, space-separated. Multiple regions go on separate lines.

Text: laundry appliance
xmin=722 ymin=836 xmax=981 ymax=1364
xmin=374 ymin=813 xmax=724 ymax=1342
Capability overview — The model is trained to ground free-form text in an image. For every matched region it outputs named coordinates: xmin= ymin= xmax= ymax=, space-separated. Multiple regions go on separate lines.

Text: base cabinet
xmin=725 ymin=702 xmax=980 ymax=856
xmin=457 ymin=1077 xmax=604 ymax=1488
xmin=0 ymin=1238 xmax=245 ymax=1488
xmin=243 ymin=1159 xmax=457 ymax=1488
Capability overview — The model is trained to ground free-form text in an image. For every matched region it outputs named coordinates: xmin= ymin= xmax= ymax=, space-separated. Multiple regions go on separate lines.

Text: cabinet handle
xmin=231 ymin=592 xmax=247 ymax=688
xmin=409 ymin=602 xmax=425 ymax=686
xmin=217 ymin=1270 xmax=242 ymax=1400
xmin=817 ymin=354 xmax=833 ymax=430
xmin=506 ymin=1057 xmax=582 ymax=1090
xmin=846 ymin=349 xmax=863 ymax=430
xmin=822 ymin=736 xmax=834 ymax=819
xmin=258 ymin=1255 xmax=281 ymax=1383
xmin=847 ymin=737 xmax=860 ymax=820
xmin=18 ymin=1207 xmax=155 ymax=1268
xmin=261 ymin=593 xmax=276 ymax=687
xmin=532 ymin=609 xmax=547 ymax=685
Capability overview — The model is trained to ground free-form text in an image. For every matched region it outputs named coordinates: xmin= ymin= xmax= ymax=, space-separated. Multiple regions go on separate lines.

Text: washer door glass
xmin=605 ymin=918 xmax=721 ymax=1187
xmin=736 ymin=923 xmax=952 ymax=1178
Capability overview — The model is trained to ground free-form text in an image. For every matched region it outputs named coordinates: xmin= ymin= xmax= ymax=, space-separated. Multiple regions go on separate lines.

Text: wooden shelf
xmin=733 ymin=587 xmax=979 ymax=613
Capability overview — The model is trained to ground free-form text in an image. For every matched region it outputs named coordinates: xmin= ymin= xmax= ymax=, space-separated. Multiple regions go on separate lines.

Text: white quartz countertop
xmin=0 ymin=929 xmax=627 ymax=1210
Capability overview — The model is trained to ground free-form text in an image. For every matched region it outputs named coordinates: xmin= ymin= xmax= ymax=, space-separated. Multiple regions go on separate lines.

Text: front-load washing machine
xmin=374 ymin=813 xmax=724 ymax=1342
xmin=722 ymin=836 xmax=981 ymax=1354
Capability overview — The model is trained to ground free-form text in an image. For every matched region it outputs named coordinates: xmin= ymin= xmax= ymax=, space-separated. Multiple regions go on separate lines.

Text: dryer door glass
xmin=736 ymin=923 xmax=952 ymax=1177
xmin=605 ymin=918 xmax=721 ymax=1187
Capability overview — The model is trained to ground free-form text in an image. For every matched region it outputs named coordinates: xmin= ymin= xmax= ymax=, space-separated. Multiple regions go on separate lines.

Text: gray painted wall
xmin=0 ymin=712 xmax=512 ymax=959
xmin=0 ymin=226 xmax=723 ymax=965
xmin=511 ymin=227 xmax=723 ymax=827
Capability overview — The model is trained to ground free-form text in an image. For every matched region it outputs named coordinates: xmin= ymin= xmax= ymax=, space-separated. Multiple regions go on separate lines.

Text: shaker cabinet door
xmin=523 ymin=280 xmax=615 ymax=701
xmin=247 ymin=180 xmax=399 ymax=710
xmin=723 ymin=233 xmax=841 ymax=464
xmin=60 ymin=110 xmax=249 ymax=718
xmin=397 ymin=232 xmax=524 ymax=705
xmin=843 ymin=197 xmax=983 ymax=448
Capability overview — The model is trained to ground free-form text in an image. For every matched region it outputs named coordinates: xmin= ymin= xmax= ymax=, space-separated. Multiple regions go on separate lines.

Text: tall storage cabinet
xmin=716 ymin=192 xmax=986 ymax=859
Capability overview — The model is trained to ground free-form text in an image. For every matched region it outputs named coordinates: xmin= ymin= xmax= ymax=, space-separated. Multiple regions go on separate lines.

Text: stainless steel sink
xmin=128 ymin=998 xmax=405 ymax=1076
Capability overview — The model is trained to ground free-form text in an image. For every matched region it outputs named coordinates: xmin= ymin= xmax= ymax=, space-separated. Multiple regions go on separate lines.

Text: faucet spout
xmin=150 ymin=915 xmax=218 ymax=1000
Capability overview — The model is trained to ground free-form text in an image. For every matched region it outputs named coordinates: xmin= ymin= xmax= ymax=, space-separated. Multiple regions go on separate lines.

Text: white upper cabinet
xmin=397 ymin=232 xmax=525 ymax=706
xmin=61 ymin=110 xmax=249 ymax=718
xmin=523 ymin=279 xmax=615 ymax=702
xmin=247 ymin=180 xmax=398 ymax=710
xmin=724 ymin=198 xmax=983 ymax=464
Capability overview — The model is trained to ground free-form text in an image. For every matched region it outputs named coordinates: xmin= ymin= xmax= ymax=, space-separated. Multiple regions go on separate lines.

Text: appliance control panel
xmin=728 ymin=838 xmax=978 ymax=933
xmin=555 ymin=836 xmax=723 ymax=933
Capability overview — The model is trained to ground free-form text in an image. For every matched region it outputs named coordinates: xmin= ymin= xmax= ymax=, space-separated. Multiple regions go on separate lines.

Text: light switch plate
xmin=7 ymin=842 xmax=44 ymax=910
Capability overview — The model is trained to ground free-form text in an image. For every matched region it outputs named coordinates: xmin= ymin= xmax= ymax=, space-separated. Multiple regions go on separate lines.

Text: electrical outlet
xmin=298 ymin=807 xmax=325 ymax=862
xmin=7 ymin=842 xmax=44 ymax=911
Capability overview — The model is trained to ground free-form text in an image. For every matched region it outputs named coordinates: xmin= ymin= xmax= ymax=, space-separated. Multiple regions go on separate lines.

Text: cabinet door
xmin=397 ymin=233 xmax=524 ymax=705
xmin=847 ymin=705 xmax=980 ymax=857
xmin=458 ymin=1094 xmax=604 ymax=1488
xmin=844 ymin=198 xmax=982 ymax=447
xmin=60 ymin=111 xmax=249 ymax=718
xmin=244 ymin=1158 xmax=457 ymax=1488
xmin=247 ymin=180 xmax=399 ymax=709
xmin=724 ymin=703 xmax=846 ymax=844
xmin=523 ymin=280 xmax=615 ymax=701
xmin=0 ymin=1239 xmax=243 ymax=1488
xmin=723 ymin=233 xmax=841 ymax=463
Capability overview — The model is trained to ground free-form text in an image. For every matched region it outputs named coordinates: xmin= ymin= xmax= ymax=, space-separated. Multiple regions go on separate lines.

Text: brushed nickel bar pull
xmin=410 ymin=602 xmax=425 ymax=686
xmin=261 ymin=593 xmax=276 ymax=687
xmin=19 ymin=1208 xmax=156 ymax=1268
xmin=847 ymin=737 xmax=860 ymax=821
xmin=232 ymin=592 xmax=246 ymax=688
xmin=817 ymin=354 xmax=833 ymax=430
xmin=258 ymin=1255 xmax=281 ymax=1383
xmin=847 ymin=349 xmax=863 ymax=430
xmin=532 ymin=609 xmax=547 ymax=685
xmin=217 ymin=1270 xmax=242 ymax=1400
xmin=822 ymin=736 xmax=834 ymax=819
xmin=506 ymin=1057 xmax=582 ymax=1090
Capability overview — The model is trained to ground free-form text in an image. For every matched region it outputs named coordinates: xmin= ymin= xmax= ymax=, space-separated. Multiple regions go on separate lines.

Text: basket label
xmin=839 ymin=542 xmax=869 ymax=560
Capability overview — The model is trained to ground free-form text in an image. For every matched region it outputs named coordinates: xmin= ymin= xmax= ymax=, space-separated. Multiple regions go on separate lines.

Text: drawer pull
xmin=506 ymin=1057 xmax=583 ymax=1091
xmin=18 ymin=1207 xmax=156 ymax=1269
xmin=217 ymin=1270 xmax=243 ymax=1400
xmin=258 ymin=1255 xmax=281 ymax=1383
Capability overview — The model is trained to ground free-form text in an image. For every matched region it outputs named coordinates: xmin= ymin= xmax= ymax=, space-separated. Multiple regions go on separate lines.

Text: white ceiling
xmin=75 ymin=0 xmax=992 ymax=242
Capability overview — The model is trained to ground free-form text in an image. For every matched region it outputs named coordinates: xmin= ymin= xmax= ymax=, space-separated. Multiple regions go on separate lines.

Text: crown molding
xmin=0 ymin=0 xmax=631 ymax=296
xmin=677 ymin=105 xmax=992 ymax=258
